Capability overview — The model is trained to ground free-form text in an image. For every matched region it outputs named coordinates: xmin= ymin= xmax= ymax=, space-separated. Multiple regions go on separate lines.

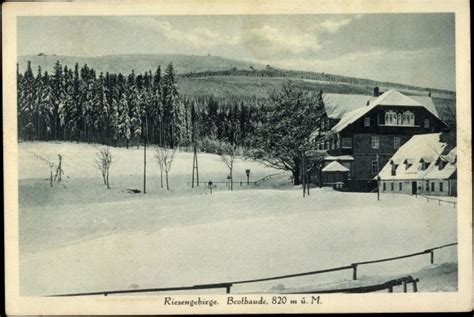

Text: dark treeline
xmin=17 ymin=61 xmax=268 ymax=149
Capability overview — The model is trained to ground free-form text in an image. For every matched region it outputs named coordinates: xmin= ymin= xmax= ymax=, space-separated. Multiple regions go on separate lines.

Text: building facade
xmin=377 ymin=133 xmax=457 ymax=196
xmin=311 ymin=89 xmax=448 ymax=191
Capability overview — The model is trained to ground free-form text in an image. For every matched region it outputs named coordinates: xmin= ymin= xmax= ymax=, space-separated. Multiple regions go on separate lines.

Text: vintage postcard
xmin=3 ymin=0 xmax=472 ymax=314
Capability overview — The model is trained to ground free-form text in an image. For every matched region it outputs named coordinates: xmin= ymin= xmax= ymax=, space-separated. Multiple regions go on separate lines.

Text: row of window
xmin=317 ymin=137 xmax=353 ymax=151
xmin=363 ymin=111 xmax=431 ymax=128
xmin=385 ymin=110 xmax=416 ymax=126
xmin=382 ymin=181 xmax=444 ymax=192
xmin=318 ymin=136 xmax=401 ymax=151
xmin=371 ymin=136 xmax=401 ymax=150
xmin=391 ymin=158 xmax=434 ymax=176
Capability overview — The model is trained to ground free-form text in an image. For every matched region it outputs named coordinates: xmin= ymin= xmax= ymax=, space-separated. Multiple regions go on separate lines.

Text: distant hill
xmin=17 ymin=53 xmax=456 ymax=119
xmin=17 ymin=54 xmax=267 ymax=76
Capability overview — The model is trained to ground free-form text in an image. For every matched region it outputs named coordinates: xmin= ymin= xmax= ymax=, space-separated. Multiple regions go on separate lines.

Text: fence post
xmin=438 ymin=200 xmax=441 ymax=206
xmin=388 ymin=286 xmax=393 ymax=293
xmin=403 ymin=281 xmax=407 ymax=293
xmin=226 ymin=285 xmax=232 ymax=294
xmin=430 ymin=250 xmax=434 ymax=264
xmin=352 ymin=264 xmax=358 ymax=280
xmin=412 ymin=280 xmax=418 ymax=293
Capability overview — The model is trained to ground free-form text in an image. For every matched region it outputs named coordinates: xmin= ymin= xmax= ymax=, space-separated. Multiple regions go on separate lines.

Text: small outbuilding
xmin=322 ymin=160 xmax=350 ymax=185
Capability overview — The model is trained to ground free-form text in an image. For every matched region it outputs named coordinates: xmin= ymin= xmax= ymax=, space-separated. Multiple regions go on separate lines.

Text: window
xmin=371 ymin=160 xmax=379 ymax=175
xmin=383 ymin=183 xmax=386 ymax=191
xmin=403 ymin=111 xmax=415 ymax=126
xmin=426 ymin=180 xmax=430 ymax=191
xmin=390 ymin=182 xmax=394 ymax=191
xmin=393 ymin=137 xmax=401 ymax=149
xmin=399 ymin=182 xmax=402 ymax=191
xmin=336 ymin=137 xmax=340 ymax=148
xmin=364 ymin=117 xmax=371 ymax=127
xmin=420 ymin=161 xmax=427 ymax=170
xmin=371 ymin=136 xmax=379 ymax=149
xmin=342 ymin=138 xmax=352 ymax=148
xmin=424 ymin=119 xmax=430 ymax=128
xmin=440 ymin=182 xmax=443 ymax=192
xmin=431 ymin=182 xmax=435 ymax=192
xmin=385 ymin=110 xmax=396 ymax=125
xmin=420 ymin=159 xmax=431 ymax=171
xmin=391 ymin=163 xmax=397 ymax=176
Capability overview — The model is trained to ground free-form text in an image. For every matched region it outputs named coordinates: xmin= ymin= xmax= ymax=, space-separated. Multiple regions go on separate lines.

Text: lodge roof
xmin=322 ymin=93 xmax=372 ymax=119
xmin=329 ymin=90 xmax=440 ymax=134
xmin=377 ymin=133 xmax=457 ymax=180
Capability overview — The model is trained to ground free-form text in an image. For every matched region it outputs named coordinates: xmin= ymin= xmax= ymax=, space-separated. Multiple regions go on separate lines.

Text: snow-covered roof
xmin=420 ymin=156 xmax=433 ymax=163
xmin=322 ymin=161 xmax=350 ymax=172
xmin=439 ymin=147 xmax=457 ymax=164
xmin=378 ymin=133 xmax=456 ymax=180
xmin=331 ymin=90 xmax=440 ymax=133
xmin=324 ymin=155 xmax=355 ymax=161
xmin=322 ymin=93 xmax=372 ymax=119
xmin=410 ymin=96 xmax=438 ymax=117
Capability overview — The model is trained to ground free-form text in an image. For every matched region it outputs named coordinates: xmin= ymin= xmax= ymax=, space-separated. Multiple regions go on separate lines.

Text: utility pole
xmin=377 ymin=176 xmax=380 ymax=201
xmin=376 ymin=154 xmax=380 ymax=200
xmin=192 ymin=145 xmax=199 ymax=188
xmin=190 ymin=103 xmax=199 ymax=188
xmin=143 ymin=114 xmax=148 ymax=194
xmin=302 ymin=151 xmax=306 ymax=198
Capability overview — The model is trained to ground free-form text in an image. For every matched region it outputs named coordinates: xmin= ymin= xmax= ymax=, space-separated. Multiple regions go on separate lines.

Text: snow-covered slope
xmin=18 ymin=142 xmax=457 ymax=296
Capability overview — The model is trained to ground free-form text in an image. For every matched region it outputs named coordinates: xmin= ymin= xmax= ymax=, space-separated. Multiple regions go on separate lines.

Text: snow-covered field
xmin=18 ymin=142 xmax=458 ymax=296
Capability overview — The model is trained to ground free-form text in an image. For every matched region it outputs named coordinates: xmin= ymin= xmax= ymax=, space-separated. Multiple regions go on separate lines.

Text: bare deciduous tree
xmin=219 ymin=141 xmax=238 ymax=191
xmin=155 ymin=147 xmax=176 ymax=190
xmin=54 ymin=154 xmax=64 ymax=183
xmin=96 ymin=147 xmax=112 ymax=189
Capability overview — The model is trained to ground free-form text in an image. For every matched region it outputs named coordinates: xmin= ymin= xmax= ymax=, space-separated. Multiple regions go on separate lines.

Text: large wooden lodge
xmin=310 ymin=88 xmax=452 ymax=192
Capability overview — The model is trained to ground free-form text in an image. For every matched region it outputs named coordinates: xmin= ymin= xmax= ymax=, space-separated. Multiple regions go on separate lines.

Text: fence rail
xmin=187 ymin=172 xmax=286 ymax=187
xmin=48 ymin=242 xmax=456 ymax=297
xmin=287 ymin=275 xmax=420 ymax=294
xmin=420 ymin=194 xmax=457 ymax=208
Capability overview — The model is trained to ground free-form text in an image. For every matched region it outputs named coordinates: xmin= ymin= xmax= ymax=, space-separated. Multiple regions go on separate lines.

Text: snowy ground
xmin=18 ymin=142 xmax=458 ymax=296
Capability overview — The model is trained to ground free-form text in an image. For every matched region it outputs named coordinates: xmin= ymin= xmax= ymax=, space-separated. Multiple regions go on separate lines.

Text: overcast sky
xmin=17 ymin=14 xmax=455 ymax=90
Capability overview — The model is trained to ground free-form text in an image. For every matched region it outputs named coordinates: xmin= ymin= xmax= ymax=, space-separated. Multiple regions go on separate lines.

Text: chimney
xmin=373 ymin=86 xmax=380 ymax=97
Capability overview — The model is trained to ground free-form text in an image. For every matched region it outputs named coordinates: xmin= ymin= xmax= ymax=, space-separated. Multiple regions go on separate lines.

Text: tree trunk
xmin=165 ymin=171 xmax=169 ymax=190
xmin=160 ymin=166 xmax=164 ymax=188
xmin=106 ymin=168 xmax=110 ymax=189
xmin=293 ymin=166 xmax=301 ymax=185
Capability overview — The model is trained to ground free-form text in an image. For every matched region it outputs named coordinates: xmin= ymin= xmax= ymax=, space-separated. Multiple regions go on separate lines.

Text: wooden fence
xmin=186 ymin=172 xmax=285 ymax=188
xmin=48 ymin=242 xmax=456 ymax=297
xmin=287 ymin=275 xmax=420 ymax=294
xmin=420 ymin=194 xmax=457 ymax=208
